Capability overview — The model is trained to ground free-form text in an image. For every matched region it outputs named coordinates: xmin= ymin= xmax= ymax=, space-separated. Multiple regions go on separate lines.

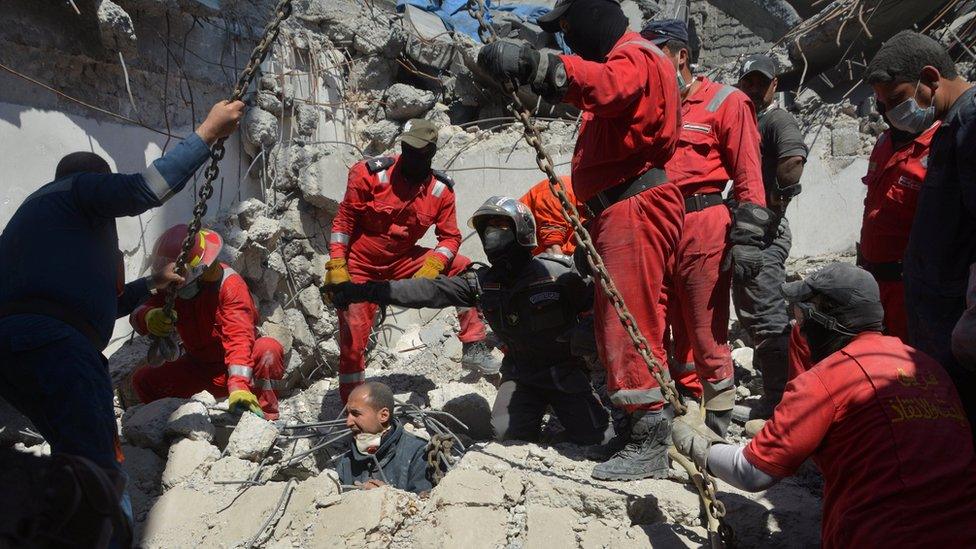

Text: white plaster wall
xmin=0 ymin=102 xmax=255 ymax=350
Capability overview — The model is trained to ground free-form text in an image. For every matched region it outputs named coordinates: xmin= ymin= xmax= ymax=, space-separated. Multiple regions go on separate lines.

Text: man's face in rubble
xmin=872 ymin=66 xmax=944 ymax=119
xmin=737 ymin=72 xmax=777 ymax=111
xmin=345 ymin=387 xmax=390 ymax=435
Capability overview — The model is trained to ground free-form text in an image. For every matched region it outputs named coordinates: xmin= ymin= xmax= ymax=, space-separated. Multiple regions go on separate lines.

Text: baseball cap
xmin=640 ymin=19 xmax=689 ymax=46
xmin=536 ymin=0 xmax=620 ymax=33
xmin=782 ymin=262 xmax=885 ymax=331
xmin=739 ymin=54 xmax=777 ymax=80
xmin=400 ymin=119 xmax=438 ymax=149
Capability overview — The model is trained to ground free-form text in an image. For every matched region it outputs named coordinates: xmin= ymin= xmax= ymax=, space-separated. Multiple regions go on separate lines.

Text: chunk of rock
xmin=525 ymin=504 xmax=579 ymax=549
xmin=412 ymin=506 xmax=509 ymax=548
xmin=427 ymin=382 xmax=497 ymax=440
xmin=190 ymin=390 xmax=217 ymax=407
xmin=831 ymin=125 xmax=861 ymax=157
xmin=385 ymin=83 xmax=436 ymax=121
xmin=96 ymin=0 xmax=137 ymax=57
xmin=225 ymin=412 xmax=279 ymax=462
xmin=297 ymin=286 xmax=324 ymax=319
xmin=232 ymin=198 xmax=267 ymax=230
xmin=311 ymin=487 xmax=415 ymax=545
xmin=295 ymin=103 xmax=319 ymax=137
xmin=122 ymin=398 xmax=187 ymax=451
xmin=247 ymin=216 xmax=282 ymax=248
xmin=165 ymin=400 xmax=215 ymax=442
xmin=430 ymin=468 xmax=506 ymax=507
xmin=161 ymin=438 xmax=220 ymax=489
xmin=363 ymin=119 xmax=401 ymax=152
xmin=208 ymin=456 xmax=259 ymax=483
xmin=731 ymin=346 xmax=755 ymax=373
xmin=243 ymin=107 xmax=280 ymax=150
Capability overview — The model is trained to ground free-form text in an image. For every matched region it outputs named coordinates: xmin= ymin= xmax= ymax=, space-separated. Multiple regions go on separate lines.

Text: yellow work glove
xmin=325 ymin=258 xmax=351 ymax=285
xmin=412 ymin=256 xmax=445 ymax=279
xmin=228 ymin=389 xmax=264 ymax=418
xmin=145 ymin=308 xmax=177 ymax=337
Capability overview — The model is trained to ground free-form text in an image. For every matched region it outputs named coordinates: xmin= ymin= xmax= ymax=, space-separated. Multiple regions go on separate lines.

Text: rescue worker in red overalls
xmin=323 ymin=119 xmax=489 ymax=403
xmin=858 ymin=115 xmax=940 ymax=342
xmin=130 ymin=224 xmax=285 ymax=419
xmin=477 ymin=0 xmax=683 ymax=480
xmin=643 ymin=20 xmax=770 ymax=437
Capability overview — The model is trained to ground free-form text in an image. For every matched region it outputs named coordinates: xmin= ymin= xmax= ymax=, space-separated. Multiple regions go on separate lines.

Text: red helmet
xmin=148 ymin=224 xmax=223 ymax=280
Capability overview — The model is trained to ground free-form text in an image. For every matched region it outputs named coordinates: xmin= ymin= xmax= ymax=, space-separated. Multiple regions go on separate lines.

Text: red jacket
xmin=859 ymin=123 xmax=939 ymax=264
xmin=329 ymin=156 xmax=461 ymax=270
xmin=131 ymin=264 xmax=259 ymax=393
xmin=666 ymin=77 xmax=766 ymax=205
xmin=560 ymin=32 xmax=681 ymax=202
xmin=519 ymin=177 xmax=584 ymax=255
xmin=746 ymin=332 xmax=976 ymax=548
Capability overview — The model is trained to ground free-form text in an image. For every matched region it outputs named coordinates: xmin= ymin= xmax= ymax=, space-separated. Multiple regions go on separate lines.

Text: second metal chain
xmin=463 ymin=1 xmax=733 ymax=545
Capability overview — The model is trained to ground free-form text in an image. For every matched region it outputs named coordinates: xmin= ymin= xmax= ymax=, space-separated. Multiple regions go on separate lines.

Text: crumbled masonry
xmin=1 ymin=0 xmax=972 ymax=546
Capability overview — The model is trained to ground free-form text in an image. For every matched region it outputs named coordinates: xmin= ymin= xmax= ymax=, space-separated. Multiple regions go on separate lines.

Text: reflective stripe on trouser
xmin=666 ymin=205 xmax=735 ymax=401
xmin=589 ymin=183 xmax=685 ymax=413
xmin=340 ymin=251 xmax=489 ymax=403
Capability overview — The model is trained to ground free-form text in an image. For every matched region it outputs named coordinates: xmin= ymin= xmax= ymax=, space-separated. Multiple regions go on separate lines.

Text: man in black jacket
xmin=332 ymin=196 xmax=614 ymax=446
xmin=336 ymin=382 xmax=432 ymax=494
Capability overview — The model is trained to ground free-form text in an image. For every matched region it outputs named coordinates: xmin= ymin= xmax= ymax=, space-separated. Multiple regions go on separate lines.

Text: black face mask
xmin=562 ymin=0 xmax=629 ymax=62
xmin=801 ymin=322 xmax=853 ymax=364
xmin=399 ymin=144 xmax=435 ymax=183
xmin=480 ymin=226 xmax=530 ymax=272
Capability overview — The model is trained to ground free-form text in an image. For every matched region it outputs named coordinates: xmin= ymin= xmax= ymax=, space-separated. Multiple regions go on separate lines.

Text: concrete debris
xmin=243 ymin=107 xmax=280 ymax=151
xmin=363 ymin=119 xmax=402 ymax=152
xmin=96 ymin=0 xmax=138 ymax=57
xmin=164 ymin=400 xmax=215 ymax=443
xmin=225 ymin=412 xmax=280 ymax=462
xmin=161 ymin=438 xmax=220 ymax=489
xmin=384 ymin=83 xmax=437 ymax=121
xmin=427 ymin=382 xmax=497 ymax=441
xmin=122 ymin=397 xmax=188 ymax=452
xmin=190 ymin=390 xmax=217 ymax=407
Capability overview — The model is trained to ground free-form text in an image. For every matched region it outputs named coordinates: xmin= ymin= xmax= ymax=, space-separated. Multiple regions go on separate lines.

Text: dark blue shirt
xmin=0 ymin=134 xmax=212 ymax=350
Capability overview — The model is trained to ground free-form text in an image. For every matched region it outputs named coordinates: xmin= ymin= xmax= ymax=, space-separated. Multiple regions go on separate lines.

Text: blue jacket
xmin=0 ymin=134 xmax=212 ymax=350
xmin=336 ymin=419 xmax=434 ymax=494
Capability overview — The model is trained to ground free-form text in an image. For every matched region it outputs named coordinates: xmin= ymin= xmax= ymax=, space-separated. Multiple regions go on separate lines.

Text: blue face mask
xmin=886 ymin=81 xmax=935 ymax=134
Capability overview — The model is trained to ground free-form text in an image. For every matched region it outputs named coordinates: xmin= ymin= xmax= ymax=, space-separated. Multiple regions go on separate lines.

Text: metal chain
xmin=463 ymin=1 xmax=733 ymax=545
xmin=154 ymin=0 xmax=293 ymax=327
xmin=426 ymin=434 xmax=454 ymax=484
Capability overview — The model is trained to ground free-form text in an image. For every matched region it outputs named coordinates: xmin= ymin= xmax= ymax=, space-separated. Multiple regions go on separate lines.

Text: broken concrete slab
xmin=311 ymin=486 xmax=416 ymax=545
xmin=122 ymin=398 xmax=188 ymax=452
xmin=165 ymin=400 xmax=215 ymax=443
xmin=525 ymin=504 xmax=579 ymax=549
xmin=385 ymin=83 xmax=437 ymax=121
xmin=161 ymin=438 xmax=220 ymax=489
xmin=96 ymin=0 xmax=138 ymax=57
xmin=430 ymin=468 xmax=506 ymax=508
xmin=208 ymin=455 xmax=260 ymax=483
xmin=412 ymin=506 xmax=510 ymax=548
xmin=403 ymin=5 xmax=459 ymax=70
xmin=243 ymin=107 xmax=280 ymax=150
xmin=427 ymin=382 xmax=497 ymax=440
xmin=225 ymin=412 xmax=280 ymax=462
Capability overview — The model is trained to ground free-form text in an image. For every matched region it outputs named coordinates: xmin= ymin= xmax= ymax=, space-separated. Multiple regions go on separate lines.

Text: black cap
xmin=739 ymin=54 xmax=777 ymax=80
xmin=782 ymin=262 xmax=885 ymax=332
xmin=536 ymin=0 xmax=620 ymax=33
xmin=640 ymin=19 xmax=689 ymax=46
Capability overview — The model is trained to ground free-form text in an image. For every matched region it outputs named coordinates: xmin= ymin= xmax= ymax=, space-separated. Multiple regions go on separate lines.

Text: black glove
xmin=726 ymin=244 xmax=764 ymax=280
xmin=327 ymin=282 xmax=375 ymax=309
xmin=728 ymin=202 xmax=776 ymax=248
xmin=477 ymin=41 xmax=568 ymax=100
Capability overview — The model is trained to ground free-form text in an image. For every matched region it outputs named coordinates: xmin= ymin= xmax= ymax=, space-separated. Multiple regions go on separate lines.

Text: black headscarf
xmin=562 ymin=0 xmax=629 ymax=62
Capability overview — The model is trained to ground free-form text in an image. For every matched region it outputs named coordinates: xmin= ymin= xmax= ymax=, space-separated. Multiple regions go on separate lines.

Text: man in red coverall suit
xmin=130 ymin=224 xmax=284 ymax=419
xmin=322 ymin=119 xmax=488 ymax=403
xmin=643 ymin=20 xmax=772 ymax=437
xmin=477 ymin=0 xmax=685 ymax=480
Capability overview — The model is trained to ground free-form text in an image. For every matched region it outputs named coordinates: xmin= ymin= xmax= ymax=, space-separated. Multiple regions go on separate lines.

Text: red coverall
xmin=518 ymin=177 xmax=583 ymax=256
xmin=560 ymin=31 xmax=683 ymax=412
xmin=665 ymin=77 xmax=766 ymax=402
xmin=130 ymin=265 xmax=284 ymax=419
xmin=330 ymin=156 xmax=487 ymax=402
xmin=746 ymin=332 xmax=976 ymax=547
xmin=859 ymin=123 xmax=938 ymax=342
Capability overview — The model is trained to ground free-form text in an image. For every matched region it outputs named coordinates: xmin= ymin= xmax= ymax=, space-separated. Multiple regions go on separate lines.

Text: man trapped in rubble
xmin=332 ymin=197 xmax=615 ymax=446
xmin=0 ymin=100 xmax=245 ymax=544
xmin=672 ymin=262 xmax=976 ymax=548
xmin=337 ymin=381 xmax=433 ymax=494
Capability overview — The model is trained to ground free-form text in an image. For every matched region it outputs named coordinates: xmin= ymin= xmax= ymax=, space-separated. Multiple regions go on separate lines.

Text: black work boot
xmin=461 ymin=340 xmax=501 ymax=376
xmin=591 ymin=408 xmax=672 ymax=481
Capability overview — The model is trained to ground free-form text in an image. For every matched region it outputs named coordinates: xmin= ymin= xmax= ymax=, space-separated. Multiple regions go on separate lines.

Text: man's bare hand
xmin=150 ymin=261 xmax=185 ymax=291
xmin=195 ymin=100 xmax=246 ymax=145
xmin=360 ymin=479 xmax=387 ymax=490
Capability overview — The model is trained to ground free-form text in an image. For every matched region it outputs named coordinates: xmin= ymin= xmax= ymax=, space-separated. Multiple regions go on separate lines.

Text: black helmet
xmin=468 ymin=196 xmax=538 ymax=248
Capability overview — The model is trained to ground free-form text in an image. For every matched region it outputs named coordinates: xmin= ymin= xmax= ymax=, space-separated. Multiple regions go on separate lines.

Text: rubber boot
xmin=591 ymin=408 xmax=672 ymax=481
xmin=461 ymin=340 xmax=501 ymax=375
xmin=704 ymin=409 xmax=732 ymax=437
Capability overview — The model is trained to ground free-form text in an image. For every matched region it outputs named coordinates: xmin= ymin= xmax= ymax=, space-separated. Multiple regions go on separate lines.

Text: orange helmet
xmin=148 ymin=224 xmax=223 ymax=282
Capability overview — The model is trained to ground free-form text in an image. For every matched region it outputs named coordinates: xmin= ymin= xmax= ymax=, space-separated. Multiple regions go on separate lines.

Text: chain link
xmin=464 ymin=1 xmax=733 ymax=545
xmin=426 ymin=434 xmax=454 ymax=485
xmin=151 ymin=1 xmax=293 ymax=342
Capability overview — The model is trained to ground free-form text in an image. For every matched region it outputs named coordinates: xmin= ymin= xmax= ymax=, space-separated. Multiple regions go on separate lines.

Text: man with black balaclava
xmin=331 ymin=196 xmax=615 ymax=446
xmin=323 ymin=119 xmax=489 ymax=403
xmin=671 ymin=262 xmax=976 ymax=548
xmin=476 ymin=0 xmax=683 ymax=481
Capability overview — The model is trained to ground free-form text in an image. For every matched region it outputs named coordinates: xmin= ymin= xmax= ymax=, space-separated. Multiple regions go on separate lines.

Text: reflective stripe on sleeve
xmin=433 ymin=246 xmax=455 ymax=261
xmin=432 ymin=181 xmax=447 ymax=197
xmin=330 ymin=232 xmax=350 ymax=245
xmin=228 ymin=365 xmax=253 ymax=380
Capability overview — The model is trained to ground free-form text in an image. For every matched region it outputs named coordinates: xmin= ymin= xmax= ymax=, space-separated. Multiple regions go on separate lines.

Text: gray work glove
xmin=727 ymin=244 xmax=764 ymax=280
xmin=728 ymin=202 xmax=776 ymax=249
xmin=671 ymin=414 xmax=726 ymax=472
